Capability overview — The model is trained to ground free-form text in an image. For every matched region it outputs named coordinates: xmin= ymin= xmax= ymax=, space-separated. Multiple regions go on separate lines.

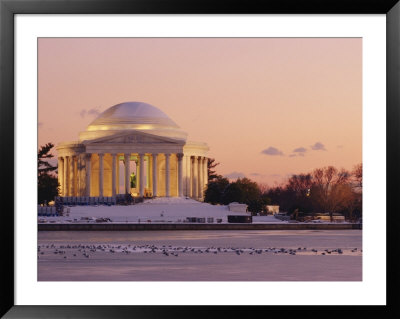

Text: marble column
xmin=85 ymin=154 xmax=91 ymax=197
xmin=203 ymin=157 xmax=207 ymax=196
xmin=78 ymin=157 xmax=83 ymax=196
xmin=203 ymin=157 xmax=208 ymax=188
xmin=64 ymin=156 xmax=69 ymax=196
xmin=116 ymin=155 xmax=120 ymax=195
xmin=139 ymin=154 xmax=145 ymax=197
xmin=165 ymin=153 xmax=171 ymax=197
xmin=124 ymin=153 xmax=130 ymax=194
xmin=186 ymin=156 xmax=192 ymax=197
xmin=111 ymin=153 xmax=117 ymax=197
xmin=192 ymin=156 xmax=198 ymax=199
xmin=98 ymin=153 xmax=104 ymax=197
xmin=177 ymin=153 xmax=184 ymax=197
xmin=152 ymin=154 xmax=158 ymax=197
xmin=76 ymin=155 xmax=80 ymax=196
xmin=198 ymin=156 xmax=203 ymax=199
xmin=58 ymin=157 xmax=64 ymax=196
xmin=69 ymin=156 xmax=75 ymax=196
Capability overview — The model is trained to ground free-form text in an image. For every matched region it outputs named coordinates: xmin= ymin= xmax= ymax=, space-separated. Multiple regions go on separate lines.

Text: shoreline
xmin=38 ymin=223 xmax=362 ymax=231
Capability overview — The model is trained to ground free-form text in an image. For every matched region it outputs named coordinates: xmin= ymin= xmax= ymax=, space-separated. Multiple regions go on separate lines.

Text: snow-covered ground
xmin=39 ymin=197 xmax=350 ymax=224
xmin=39 ymin=197 xmax=263 ymax=224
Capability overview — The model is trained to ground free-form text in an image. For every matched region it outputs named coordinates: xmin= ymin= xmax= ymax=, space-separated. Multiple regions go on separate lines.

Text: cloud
xmin=88 ymin=108 xmax=101 ymax=116
xmin=261 ymin=147 xmax=284 ymax=156
xmin=249 ymin=173 xmax=261 ymax=176
xmin=224 ymin=171 xmax=246 ymax=179
xmin=80 ymin=107 xmax=102 ymax=118
xmin=293 ymin=147 xmax=307 ymax=153
xmin=291 ymin=147 xmax=307 ymax=157
xmin=311 ymin=142 xmax=327 ymax=151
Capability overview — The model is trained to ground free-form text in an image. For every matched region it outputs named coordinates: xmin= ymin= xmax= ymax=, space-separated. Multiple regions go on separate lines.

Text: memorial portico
xmin=57 ymin=102 xmax=209 ymax=200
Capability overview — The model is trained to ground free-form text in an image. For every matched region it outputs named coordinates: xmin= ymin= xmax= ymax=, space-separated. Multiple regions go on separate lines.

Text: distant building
xmin=315 ymin=214 xmax=345 ymax=222
xmin=57 ymin=102 xmax=209 ymax=199
xmin=228 ymin=202 xmax=248 ymax=213
xmin=266 ymin=205 xmax=280 ymax=215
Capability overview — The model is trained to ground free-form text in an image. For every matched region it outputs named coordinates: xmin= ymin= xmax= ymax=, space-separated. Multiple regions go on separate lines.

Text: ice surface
xmin=38 ymin=229 xmax=362 ymax=281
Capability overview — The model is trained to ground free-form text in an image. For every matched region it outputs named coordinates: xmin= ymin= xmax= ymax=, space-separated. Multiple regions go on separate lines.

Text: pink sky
xmin=38 ymin=38 xmax=362 ymax=186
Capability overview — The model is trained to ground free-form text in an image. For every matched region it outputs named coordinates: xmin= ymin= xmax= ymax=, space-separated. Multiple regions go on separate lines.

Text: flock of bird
xmin=37 ymin=244 xmax=362 ymax=259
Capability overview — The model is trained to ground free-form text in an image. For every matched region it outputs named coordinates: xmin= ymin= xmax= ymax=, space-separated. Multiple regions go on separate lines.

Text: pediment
xmin=86 ymin=131 xmax=180 ymax=145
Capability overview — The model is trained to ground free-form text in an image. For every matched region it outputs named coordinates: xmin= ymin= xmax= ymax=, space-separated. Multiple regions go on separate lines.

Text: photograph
xmin=37 ymin=37 xmax=363 ymax=282
xmin=2 ymin=1 xmax=398 ymax=316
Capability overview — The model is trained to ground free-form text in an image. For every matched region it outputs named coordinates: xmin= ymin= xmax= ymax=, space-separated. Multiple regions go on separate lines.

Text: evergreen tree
xmin=204 ymin=176 xmax=229 ymax=204
xmin=38 ymin=143 xmax=57 ymax=176
xmin=221 ymin=182 xmax=244 ymax=205
xmin=221 ymin=178 xmax=268 ymax=215
xmin=38 ymin=143 xmax=59 ymax=204
xmin=207 ymin=158 xmax=220 ymax=182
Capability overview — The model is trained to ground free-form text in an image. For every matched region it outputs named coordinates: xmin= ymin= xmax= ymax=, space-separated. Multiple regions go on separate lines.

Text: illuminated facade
xmin=56 ymin=102 xmax=209 ymax=199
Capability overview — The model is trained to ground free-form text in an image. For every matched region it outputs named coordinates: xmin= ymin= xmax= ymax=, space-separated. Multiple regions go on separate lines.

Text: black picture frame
xmin=1 ymin=0 xmax=399 ymax=318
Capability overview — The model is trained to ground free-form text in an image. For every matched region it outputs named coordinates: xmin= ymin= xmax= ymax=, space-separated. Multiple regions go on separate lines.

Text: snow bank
xmin=38 ymin=197 xmax=294 ymax=224
xmin=40 ymin=198 xmax=256 ymax=223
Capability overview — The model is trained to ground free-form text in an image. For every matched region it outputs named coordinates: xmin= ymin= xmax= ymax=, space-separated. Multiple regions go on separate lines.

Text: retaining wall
xmin=38 ymin=223 xmax=362 ymax=231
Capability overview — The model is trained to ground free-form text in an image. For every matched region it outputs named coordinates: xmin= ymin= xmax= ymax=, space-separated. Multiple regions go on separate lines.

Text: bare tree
xmin=350 ymin=163 xmax=363 ymax=221
xmin=257 ymin=182 xmax=269 ymax=194
xmin=352 ymin=163 xmax=362 ymax=189
xmin=287 ymin=173 xmax=313 ymax=197
xmin=311 ymin=166 xmax=352 ymax=222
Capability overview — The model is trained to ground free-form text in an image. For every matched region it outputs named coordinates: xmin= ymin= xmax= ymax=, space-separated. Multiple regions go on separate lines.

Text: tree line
xmin=205 ymin=159 xmax=362 ymax=222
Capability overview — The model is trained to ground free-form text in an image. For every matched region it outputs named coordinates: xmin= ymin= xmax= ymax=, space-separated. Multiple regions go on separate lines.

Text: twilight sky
xmin=38 ymin=38 xmax=362 ymax=186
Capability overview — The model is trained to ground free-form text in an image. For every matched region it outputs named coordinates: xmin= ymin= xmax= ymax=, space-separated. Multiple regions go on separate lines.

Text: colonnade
xmin=58 ymin=153 xmax=208 ymax=200
xmin=186 ymin=155 xmax=208 ymax=199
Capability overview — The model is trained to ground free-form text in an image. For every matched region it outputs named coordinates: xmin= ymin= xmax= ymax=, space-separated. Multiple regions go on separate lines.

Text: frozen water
xmin=38 ymin=229 xmax=362 ymax=281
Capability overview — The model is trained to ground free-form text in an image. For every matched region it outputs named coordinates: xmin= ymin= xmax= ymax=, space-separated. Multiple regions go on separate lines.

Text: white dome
xmin=79 ymin=102 xmax=187 ymax=142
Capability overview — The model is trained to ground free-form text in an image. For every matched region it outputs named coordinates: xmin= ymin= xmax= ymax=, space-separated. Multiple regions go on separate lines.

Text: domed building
xmin=56 ymin=102 xmax=209 ymax=200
